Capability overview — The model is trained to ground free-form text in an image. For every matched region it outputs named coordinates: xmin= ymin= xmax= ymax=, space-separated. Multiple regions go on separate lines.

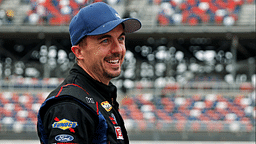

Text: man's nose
xmin=111 ymin=40 xmax=124 ymax=54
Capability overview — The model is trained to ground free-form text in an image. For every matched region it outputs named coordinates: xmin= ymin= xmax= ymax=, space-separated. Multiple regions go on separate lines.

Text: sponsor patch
xmin=101 ymin=101 xmax=112 ymax=112
xmin=85 ymin=97 xmax=95 ymax=103
xmin=109 ymin=113 xmax=118 ymax=125
xmin=55 ymin=134 xmax=74 ymax=142
xmin=114 ymin=126 xmax=124 ymax=140
xmin=52 ymin=118 xmax=78 ymax=131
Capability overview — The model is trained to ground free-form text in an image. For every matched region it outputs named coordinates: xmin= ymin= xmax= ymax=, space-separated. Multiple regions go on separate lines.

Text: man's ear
xmin=71 ymin=45 xmax=83 ymax=60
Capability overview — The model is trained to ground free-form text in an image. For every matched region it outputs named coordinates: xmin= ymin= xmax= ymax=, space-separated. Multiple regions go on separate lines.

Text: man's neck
xmin=77 ymin=62 xmax=110 ymax=85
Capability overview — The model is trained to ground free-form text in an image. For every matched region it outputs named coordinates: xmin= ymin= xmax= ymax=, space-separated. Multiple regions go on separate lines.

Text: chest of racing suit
xmin=37 ymin=64 xmax=129 ymax=144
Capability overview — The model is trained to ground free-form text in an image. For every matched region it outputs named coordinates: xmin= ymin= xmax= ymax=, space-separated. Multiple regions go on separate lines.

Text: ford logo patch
xmin=55 ymin=134 xmax=74 ymax=142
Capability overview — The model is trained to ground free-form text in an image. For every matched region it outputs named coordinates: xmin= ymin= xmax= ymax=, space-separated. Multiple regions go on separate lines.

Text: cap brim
xmin=87 ymin=18 xmax=141 ymax=36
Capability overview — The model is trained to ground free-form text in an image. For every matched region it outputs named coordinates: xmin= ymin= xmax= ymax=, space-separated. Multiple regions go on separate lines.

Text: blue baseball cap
xmin=69 ymin=2 xmax=142 ymax=46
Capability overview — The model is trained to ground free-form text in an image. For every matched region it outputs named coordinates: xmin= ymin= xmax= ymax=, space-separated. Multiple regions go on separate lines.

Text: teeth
xmin=107 ymin=60 xmax=119 ymax=64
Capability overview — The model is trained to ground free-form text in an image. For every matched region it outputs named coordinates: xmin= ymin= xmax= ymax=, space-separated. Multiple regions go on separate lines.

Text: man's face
xmin=78 ymin=24 xmax=126 ymax=84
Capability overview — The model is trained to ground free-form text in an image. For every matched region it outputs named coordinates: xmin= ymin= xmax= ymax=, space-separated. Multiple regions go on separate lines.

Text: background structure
xmin=0 ymin=0 xmax=255 ymax=142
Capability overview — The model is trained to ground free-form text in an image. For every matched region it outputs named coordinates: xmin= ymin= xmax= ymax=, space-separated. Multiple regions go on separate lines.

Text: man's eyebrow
xmin=120 ymin=32 xmax=125 ymax=37
xmin=97 ymin=32 xmax=125 ymax=40
xmin=98 ymin=35 xmax=111 ymax=40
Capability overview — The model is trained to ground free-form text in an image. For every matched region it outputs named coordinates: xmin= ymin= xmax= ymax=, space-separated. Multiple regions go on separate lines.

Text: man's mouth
xmin=106 ymin=59 xmax=119 ymax=64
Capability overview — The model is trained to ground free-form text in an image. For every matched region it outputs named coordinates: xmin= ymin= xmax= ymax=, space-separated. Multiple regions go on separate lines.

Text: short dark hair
xmin=78 ymin=36 xmax=87 ymax=47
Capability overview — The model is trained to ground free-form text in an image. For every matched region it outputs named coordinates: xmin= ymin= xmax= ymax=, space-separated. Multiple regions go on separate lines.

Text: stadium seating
xmin=23 ymin=0 xmax=121 ymax=25
xmin=0 ymin=91 xmax=48 ymax=132
xmin=120 ymin=92 xmax=255 ymax=132
xmin=156 ymin=0 xmax=254 ymax=26
xmin=0 ymin=0 xmax=255 ymax=26
xmin=19 ymin=0 xmax=255 ymax=26
xmin=1 ymin=82 xmax=254 ymax=133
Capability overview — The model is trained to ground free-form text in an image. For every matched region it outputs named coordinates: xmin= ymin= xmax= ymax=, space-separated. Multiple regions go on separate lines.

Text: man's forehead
xmin=91 ymin=25 xmax=125 ymax=39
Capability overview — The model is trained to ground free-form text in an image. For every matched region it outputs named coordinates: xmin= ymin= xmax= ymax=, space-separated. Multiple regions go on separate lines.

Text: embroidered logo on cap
xmin=114 ymin=126 xmax=124 ymax=140
xmin=52 ymin=118 xmax=78 ymax=131
xmin=115 ymin=13 xmax=121 ymax=19
xmin=101 ymin=101 xmax=112 ymax=112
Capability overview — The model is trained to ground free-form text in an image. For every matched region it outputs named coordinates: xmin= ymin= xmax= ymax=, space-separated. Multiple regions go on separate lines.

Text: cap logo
xmin=115 ymin=13 xmax=121 ymax=19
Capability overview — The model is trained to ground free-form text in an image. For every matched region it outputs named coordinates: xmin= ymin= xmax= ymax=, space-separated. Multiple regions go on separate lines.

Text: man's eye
xmin=119 ymin=37 xmax=125 ymax=41
xmin=102 ymin=39 xmax=108 ymax=43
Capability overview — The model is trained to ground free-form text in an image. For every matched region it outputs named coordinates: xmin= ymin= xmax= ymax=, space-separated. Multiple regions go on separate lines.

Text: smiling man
xmin=72 ymin=24 xmax=126 ymax=85
xmin=37 ymin=2 xmax=141 ymax=144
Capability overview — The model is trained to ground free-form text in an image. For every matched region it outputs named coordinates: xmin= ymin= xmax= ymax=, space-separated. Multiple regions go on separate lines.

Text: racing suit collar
xmin=70 ymin=63 xmax=118 ymax=107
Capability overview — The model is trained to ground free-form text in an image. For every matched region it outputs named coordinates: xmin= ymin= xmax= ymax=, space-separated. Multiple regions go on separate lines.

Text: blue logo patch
xmin=52 ymin=119 xmax=78 ymax=130
xmin=55 ymin=134 xmax=74 ymax=142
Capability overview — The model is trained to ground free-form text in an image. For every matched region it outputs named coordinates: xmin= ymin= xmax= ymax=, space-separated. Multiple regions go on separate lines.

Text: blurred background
xmin=0 ymin=0 xmax=255 ymax=143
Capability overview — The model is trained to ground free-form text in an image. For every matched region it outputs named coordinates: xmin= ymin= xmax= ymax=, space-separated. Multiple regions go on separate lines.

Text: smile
xmin=107 ymin=59 xmax=119 ymax=64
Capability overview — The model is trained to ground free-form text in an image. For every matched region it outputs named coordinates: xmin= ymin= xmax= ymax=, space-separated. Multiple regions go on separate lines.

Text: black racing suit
xmin=37 ymin=63 xmax=129 ymax=144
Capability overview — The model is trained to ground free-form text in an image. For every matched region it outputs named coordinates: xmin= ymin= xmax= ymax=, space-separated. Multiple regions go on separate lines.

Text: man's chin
xmin=104 ymin=71 xmax=121 ymax=79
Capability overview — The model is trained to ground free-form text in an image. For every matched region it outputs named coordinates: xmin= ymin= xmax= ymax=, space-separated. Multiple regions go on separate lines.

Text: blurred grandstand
xmin=0 ymin=0 xmax=255 ymax=141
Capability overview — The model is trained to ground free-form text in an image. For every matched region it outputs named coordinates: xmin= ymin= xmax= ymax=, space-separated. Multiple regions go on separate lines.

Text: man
xmin=37 ymin=2 xmax=141 ymax=144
